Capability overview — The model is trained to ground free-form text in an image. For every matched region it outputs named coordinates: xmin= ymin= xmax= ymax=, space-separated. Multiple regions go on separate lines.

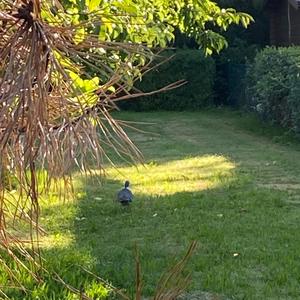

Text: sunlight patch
xmin=106 ymin=155 xmax=235 ymax=196
xmin=40 ymin=233 xmax=74 ymax=249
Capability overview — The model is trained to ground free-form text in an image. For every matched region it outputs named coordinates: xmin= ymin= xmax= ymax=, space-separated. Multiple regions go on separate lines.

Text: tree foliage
xmin=61 ymin=0 xmax=253 ymax=54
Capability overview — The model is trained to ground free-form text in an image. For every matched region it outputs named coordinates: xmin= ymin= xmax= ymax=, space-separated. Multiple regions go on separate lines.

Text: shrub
xmin=214 ymin=38 xmax=261 ymax=106
xmin=119 ymin=49 xmax=215 ymax=111
xmin=246 ymin=47 xmax=300 ymax=134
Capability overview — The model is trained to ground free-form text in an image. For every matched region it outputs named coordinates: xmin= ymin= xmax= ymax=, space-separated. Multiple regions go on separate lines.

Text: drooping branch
xmin=0 ymin=1 xmax=163 ymax=294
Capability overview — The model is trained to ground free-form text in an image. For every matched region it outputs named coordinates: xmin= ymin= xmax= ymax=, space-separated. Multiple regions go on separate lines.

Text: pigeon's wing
xmin=127 ymin=189 xmax=133 ymax=201
xmin=117 ymin=190 xmax=123 ymax=201
xmin=117 ymin=189 xmax=133 ymax=202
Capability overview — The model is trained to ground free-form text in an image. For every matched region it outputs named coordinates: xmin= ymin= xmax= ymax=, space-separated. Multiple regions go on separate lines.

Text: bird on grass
xmin=117 ymin=180 xmax=133 ymax=206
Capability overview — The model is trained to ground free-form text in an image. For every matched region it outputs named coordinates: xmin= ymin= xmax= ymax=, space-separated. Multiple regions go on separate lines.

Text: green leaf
xmin=88 ymin=0 xmax=101 ymax=12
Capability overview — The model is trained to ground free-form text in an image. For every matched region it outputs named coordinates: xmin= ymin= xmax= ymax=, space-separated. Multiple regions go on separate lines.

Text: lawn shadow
xmin=32 ymin=147 xmax=300 ymax=300
xmin=36 ymin=153 xmax=240 ymax=298
xmin=4 ymin=111 xmax=300 ymax=299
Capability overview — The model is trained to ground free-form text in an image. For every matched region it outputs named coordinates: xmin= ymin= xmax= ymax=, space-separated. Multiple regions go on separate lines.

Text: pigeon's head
xmin=124 ymin=180 xmax=130 ymax=188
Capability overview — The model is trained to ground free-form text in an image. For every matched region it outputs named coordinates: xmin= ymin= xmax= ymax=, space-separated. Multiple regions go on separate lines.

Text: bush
xmin=246 ymin=47 xmax=300 ymax=135
xmin=213 ymin=39 xmax=261 ymax=106
xmin=119 ymin=49 xmax=215 ymax=111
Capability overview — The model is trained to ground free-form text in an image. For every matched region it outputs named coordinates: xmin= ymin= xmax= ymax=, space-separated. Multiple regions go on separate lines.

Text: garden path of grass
xmin=5 ymin=110 xmax=300 ymax=299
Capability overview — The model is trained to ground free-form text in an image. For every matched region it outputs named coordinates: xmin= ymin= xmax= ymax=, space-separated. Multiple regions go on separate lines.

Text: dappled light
xmin=37 ymin=155 xmax=236 ymax=250
xmin=106 ymin=155 xmax=236 ymax=196
xmin=4 ymin=110 xmax=300 ymax=299
xmin=39 ymin=233 xmax=74 ymax=249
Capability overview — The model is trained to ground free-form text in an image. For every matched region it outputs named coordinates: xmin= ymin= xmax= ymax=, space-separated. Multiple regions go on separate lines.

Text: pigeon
xmin=117 ymin=180 xmax=133 ymax=206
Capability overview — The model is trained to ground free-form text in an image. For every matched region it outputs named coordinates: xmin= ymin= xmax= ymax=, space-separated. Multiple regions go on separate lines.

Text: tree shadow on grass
xmin=72 ymin=174 xmax=300 ymax=299
xmin=5 ymin=153 xmax=297 ymax=299
xmin=36 ymin=152 xmax=295 ymax=299
xmin=32 ymin=154 xmax=239 ymax=298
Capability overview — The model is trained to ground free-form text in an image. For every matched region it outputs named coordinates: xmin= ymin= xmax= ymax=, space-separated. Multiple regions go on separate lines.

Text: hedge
xmin=119 ymin=49 xmax=215 ymax=111
xmin=246 ymin=47 xmax=300 ymax=135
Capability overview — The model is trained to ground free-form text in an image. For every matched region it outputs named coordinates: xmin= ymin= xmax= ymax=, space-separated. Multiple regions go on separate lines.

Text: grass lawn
xmin=2 ymin=110 xmax=300 ymax=299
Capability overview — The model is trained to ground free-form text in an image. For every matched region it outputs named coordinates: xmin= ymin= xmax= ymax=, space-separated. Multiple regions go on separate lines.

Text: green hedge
xmin=246 ymin=47 xmax=300 ymax=134
xmin=119 ymin=49 xmax=215 ymax=111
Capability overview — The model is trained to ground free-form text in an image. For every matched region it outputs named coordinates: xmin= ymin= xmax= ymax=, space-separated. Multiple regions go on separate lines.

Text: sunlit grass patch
xmin=106 ymin=155 xmax=236 ymax=196
xmin=40 ymin=233 xmax=74 ymax=249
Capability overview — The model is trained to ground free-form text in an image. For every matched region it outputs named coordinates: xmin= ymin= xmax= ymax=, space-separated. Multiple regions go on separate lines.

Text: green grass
xmin=3 ymin=110 xmax=300 ymax=299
